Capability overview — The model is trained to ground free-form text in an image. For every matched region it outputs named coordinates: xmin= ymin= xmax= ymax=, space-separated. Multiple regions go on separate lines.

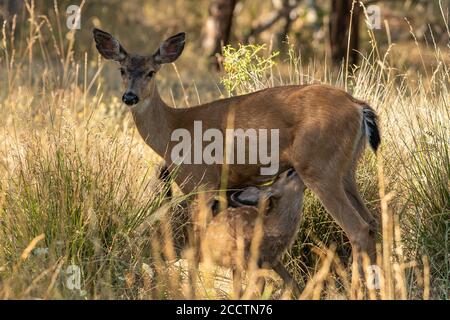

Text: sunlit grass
xmin=0 ymin=2 xmax=448 ymax=299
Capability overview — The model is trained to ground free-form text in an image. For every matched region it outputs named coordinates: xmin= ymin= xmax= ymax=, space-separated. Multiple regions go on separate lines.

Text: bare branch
xmin=244 ymin=0 xmax=301 ymax=43
xmin=362 ymin=0 xmax=404 ymax=7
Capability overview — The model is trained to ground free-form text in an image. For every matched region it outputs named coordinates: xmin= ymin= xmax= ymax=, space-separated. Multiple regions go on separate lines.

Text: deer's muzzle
xmin=122 ymin=92 xmax=139 ymax=105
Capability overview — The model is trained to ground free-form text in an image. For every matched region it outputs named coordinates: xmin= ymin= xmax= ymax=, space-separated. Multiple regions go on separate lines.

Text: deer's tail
xmin=362 ymin=105 xmax=381 ymax=152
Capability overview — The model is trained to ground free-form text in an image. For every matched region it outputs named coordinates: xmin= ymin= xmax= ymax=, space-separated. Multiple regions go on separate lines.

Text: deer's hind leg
xmin=294 ymin=161 xmax=374 ymax=266
xmin=344 ymin=134 xmax=378 ymax=231
xmin=342 ymin=136 xmax=378 ymax=261
xmin=291 ymin=110 xmax=377 ymax=273
xmin=343 ymin=172 xmax=377 ymax=229
xmin=343 ymin=171 xmax=377 ymax=261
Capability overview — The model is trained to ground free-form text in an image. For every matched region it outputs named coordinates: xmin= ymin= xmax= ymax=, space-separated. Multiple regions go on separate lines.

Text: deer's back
xmin=169 ymin=84 xmax=365 ymax=192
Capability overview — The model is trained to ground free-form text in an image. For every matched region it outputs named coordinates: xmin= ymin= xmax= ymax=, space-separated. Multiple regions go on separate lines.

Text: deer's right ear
xmin=93 ymin=28 xmax=128 ymax=62
xmin=230 ymin=187 xmax=261 ymax=207
xmin=153 ymin=32 xmax=185 ymax=64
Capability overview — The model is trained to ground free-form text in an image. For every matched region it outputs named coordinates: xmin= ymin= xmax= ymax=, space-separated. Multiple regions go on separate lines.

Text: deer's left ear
xmin=93 ymin=28 xmax=128 ymax=62
xmin=153 ymin=32 xmax=185 ymax=64
xmin=230 ymin=187 xmax=261 ymax=207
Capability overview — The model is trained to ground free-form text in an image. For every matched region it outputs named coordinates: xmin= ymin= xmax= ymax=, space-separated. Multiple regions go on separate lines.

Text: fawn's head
xmin=230 ymin=168 xmax=303 ymax=214
xmin=93 ymin=28 xmax=185 ymax=106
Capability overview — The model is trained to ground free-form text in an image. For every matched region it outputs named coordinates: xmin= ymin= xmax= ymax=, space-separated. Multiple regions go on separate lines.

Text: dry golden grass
xmin=0 ymin=1 xmax=448 ymax=300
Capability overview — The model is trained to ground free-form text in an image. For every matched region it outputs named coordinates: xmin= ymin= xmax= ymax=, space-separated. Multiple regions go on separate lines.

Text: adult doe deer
xmin=203 ymin=168 xmax=305 ymax=297
xmin=93 ymin=29 xmax=380 ymax=266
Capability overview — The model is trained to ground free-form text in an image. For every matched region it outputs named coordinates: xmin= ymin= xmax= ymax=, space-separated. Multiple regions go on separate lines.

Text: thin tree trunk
xmin=276 ymin=0 xmax=300 ymax=51
xmin=202 ymin=0 xmax=238 ymax=68
xmin=246 ymin=0 xmax=300 ymax=47
xmin=1 ymin=0 xmax=21 ymax=21
xmin=1 ymin=0 xmax=22 ymax=19
xmin=329 ymin=0 xmax=360 ymax=67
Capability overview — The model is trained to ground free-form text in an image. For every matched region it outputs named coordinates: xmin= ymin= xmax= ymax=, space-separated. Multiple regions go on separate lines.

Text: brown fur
xmin=93 ymin=29 xmax=379 ymax=268
xmin=203 ymin=169 xmax=305 ymax=295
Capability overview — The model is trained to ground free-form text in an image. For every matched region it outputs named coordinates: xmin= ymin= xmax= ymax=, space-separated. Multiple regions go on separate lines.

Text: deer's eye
xmin=147 ymin=71 xmax=155 ymax=78
xmin=120 ymin=68 xmax=125 ymax=76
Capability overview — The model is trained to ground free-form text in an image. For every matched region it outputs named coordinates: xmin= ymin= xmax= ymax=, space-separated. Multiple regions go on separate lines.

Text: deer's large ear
xmin=153 ymin=32 xmax=185 ymax=64
xmin=230 ymin=187 xmax=261 ymax=207
xmin=93 ymin=28 xmax=128 ymax=61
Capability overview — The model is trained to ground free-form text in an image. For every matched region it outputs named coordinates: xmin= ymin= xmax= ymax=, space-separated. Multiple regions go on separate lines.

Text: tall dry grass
xmin=0 ymin=2 xmax=448 ymax=299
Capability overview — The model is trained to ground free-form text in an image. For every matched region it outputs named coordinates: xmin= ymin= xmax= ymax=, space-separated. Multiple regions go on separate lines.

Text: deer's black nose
xmin=122 ymin=92 xmax=139 ymax=105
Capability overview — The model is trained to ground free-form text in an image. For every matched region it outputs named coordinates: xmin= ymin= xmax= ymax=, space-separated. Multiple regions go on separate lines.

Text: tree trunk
xmin=1 ymin=0 xmax=22 ymax=18
xmin=329 ymin=0 xmax=360 ymax=67
xmin=202 ymin=0 xmax=238 ymax=68
xmin=276 ymin=0 xmax=300 ymax=51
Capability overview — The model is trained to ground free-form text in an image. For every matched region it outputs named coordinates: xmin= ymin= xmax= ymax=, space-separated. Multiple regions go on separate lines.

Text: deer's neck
xmin=129 ymin=85 xmax=175 ymax=160
xmin=265 ymin=201 xmax=303 ymax=237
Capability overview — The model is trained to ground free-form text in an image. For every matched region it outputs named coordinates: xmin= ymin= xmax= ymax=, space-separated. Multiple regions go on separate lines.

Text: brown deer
xmin=93 ymin=29 xmax=380 ymax=267
xmin=203 ymin=168 xmax=305 ymax=296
